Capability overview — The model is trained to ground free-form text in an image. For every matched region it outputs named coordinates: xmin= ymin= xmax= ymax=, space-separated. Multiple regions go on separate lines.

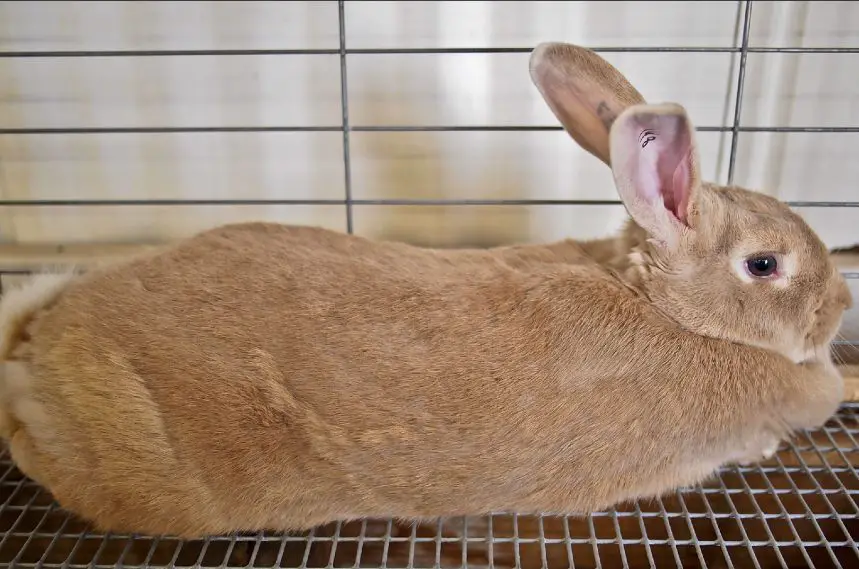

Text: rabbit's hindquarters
xmin=0 ymin=273 xmax=79 ymax=491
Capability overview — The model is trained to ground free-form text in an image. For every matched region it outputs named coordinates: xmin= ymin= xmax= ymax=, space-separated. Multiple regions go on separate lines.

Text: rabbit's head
xmin=530 ymin=42 xmax=852 ymax=364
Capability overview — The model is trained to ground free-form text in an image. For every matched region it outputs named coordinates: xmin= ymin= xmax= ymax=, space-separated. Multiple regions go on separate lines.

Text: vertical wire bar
xmin=727 ymin=0 xmax=754 ymax=185
xmin=512 ymin=514 xmax=522 ymax=569
xmin=164 ymin=538 xmax=184 ymax=569
xmin=60 ymin=529 xmax=93 ymax=569
xmin=632 ymin=504 xmax=656 ymax=568
xmin=380 ymin=520 xmax=393 ymax=569
xmin=328 ymin=521 xmax=344 ymax=567
xmin=351 ymin=520 xmax=368 ymax=568
xmin=220 ymin=535 xmax=239 ymax=568
xmin=461 ymin=516 xmax=469 ymax=568
xmin=561 ymin=515 xmax=576 ymax=568
xmin=715 ymin=2 xmax=745 ymax=181
xmin=299 ymin=527 xmax=317 ymax=569
xmin=608 ymin=509 xmax=629 ymax=568
xmin=270 ymin=535 xmax=291 ymax=569
xmin=655 ymin=496 xmax=684 ymax=567
xmin=536 ymin=515 xmax=548 ymax=569
xmin=693 ymin=484 xmax=742 ymax=569
xmin=136 ymin=536 xmax=160 ymax=568
xmin=244 ymin=533 xmax=265 ymax=568
xmin=87 ymin=532 xmax=117 ymax=568
xmin=673 ymin=490 xmax=708 ymax=567
xmin=36 ymin=512 xmax=76 ymax=569
xmin=486 ymin=515 xmax=495 ymax=568
xmin=586 ymin=514 xmax=600 ymax=567
xmin=113 ymin=535 xmax=138 ymax=568
xmin=192 ymin=536 xmax=212 ymax=569
xmin=338 ymin=0 xmax=355 ymax=234
xmin=433 ymin=519 xmax=443 ymax=566
xmin=406 ymin=521 xmax=418 ymax=569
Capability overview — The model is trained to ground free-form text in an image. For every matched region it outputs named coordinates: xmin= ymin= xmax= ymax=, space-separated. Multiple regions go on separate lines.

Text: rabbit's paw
xmin=736 ymin=433 xmax=781 ymax=466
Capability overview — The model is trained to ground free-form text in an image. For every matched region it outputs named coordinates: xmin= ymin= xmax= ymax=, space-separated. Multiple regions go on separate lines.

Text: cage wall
xmin=1 ymin=1 xmax=859 ymax=568
xmin=0 ymin=1 xmax=857 ymax=246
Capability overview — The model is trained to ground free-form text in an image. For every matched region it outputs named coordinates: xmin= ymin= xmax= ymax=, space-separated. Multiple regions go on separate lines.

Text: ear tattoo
xmin=639 ymin=129 xmax=657 ymax=148
xmin=596 ymin=101 xmax=616 ymax=129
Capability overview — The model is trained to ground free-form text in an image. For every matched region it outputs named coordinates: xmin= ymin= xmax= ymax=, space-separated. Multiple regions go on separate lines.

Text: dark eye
xmin=746 ymin=255 xmax=778 ymax=278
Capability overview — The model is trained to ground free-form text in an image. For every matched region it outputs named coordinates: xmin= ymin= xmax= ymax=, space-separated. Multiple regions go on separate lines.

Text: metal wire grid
xmin=0 ymin=0 xmax=858 ymax=568
xmin=0 ymin=0 xmax=857 ymax=215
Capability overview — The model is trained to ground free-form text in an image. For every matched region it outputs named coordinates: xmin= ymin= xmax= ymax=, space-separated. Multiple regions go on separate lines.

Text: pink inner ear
xmin=663 ymin=148 xmax=692 ymax=225
xmin=644 ymin=117 xmax=694 ymax=226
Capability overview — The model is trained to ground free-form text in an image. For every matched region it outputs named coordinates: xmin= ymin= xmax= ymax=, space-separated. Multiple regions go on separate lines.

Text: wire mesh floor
xmin=1 ymin=403 xmax=858 ymax=569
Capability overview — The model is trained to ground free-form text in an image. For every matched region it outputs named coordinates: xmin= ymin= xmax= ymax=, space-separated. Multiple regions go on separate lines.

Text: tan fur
xmin=0 ymin=43 xmax=851 ymax=539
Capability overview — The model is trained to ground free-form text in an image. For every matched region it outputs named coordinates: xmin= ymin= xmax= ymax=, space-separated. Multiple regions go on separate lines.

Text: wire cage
xmin=1 ymin=1 xmax=859 ymax=567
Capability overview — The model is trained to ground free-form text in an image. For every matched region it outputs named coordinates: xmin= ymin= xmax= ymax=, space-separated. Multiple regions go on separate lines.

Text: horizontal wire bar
xmin=0 ymin=198 xmax=856 ymax=207
xmin=2 ymin=46 xmax=859 ymax=58
xmin=4 ymin=520 xmax=859 ymax=544
xmin=2 ymin=198 xmax=617 ymax=206
xmin=0 ymin=513 xmax=855 ymax=543
xmin=2 ymin=536 xmax=857 ymax=548
xmin=3 ymin=126 xmax=859 ymax=135
xmin=356 ymin=125 xmax=859 ymax=133
xmin=0 ymin=126 xmax=343 ymax=134
xmin=7 ymin=512 xmax=859 ymax=540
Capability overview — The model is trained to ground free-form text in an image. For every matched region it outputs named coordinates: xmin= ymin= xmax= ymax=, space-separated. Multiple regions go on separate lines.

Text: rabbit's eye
xmin=746 ymin=255 xmax=778 ymax=278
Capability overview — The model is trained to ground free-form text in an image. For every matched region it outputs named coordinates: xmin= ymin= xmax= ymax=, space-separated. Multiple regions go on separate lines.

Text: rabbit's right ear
xmin=529 ymin=42 xmax=646 ymax=166
xmin=608 ymin=103 xmax=702 ymax=249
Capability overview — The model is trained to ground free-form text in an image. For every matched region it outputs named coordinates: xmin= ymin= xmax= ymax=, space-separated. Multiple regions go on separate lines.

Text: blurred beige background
xmin=0 ymin=1 xmax=857 ymax=246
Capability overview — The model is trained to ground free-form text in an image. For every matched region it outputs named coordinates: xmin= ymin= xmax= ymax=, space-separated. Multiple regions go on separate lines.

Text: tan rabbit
xmin=0 ymin=43 xmax=852 ymax=540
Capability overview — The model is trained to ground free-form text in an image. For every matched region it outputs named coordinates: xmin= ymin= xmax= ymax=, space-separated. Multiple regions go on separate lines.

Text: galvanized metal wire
xmin=0 ymin=1 xmax=858 ymax=567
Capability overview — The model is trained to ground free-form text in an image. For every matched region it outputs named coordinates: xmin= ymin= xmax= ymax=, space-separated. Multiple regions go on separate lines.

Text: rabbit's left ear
xmin=529 ymin=42 xmax=646 ymax=167
xmin=609 ymin=103 xmax=703 ymax=248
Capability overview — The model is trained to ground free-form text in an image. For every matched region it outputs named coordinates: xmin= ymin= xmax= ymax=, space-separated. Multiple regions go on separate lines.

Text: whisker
xmin=836 ymin=332 xmax=859 ymax=353
xmin=833 ymin=332 xmax=859 ymax=365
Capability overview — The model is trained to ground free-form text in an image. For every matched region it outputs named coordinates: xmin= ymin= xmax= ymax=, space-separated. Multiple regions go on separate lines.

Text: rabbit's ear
xmin=529 ymin=42 xmax=646 ymax=166
xmin=608 ymin=103 xmax=702 ymax=248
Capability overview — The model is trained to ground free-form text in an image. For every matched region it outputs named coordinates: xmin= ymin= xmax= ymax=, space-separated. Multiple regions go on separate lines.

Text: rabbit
xmin=0 ymin=42 xmax=852 ymax=540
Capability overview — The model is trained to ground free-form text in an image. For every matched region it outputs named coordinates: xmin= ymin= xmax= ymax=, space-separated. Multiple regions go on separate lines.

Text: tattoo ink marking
xmin=595 ymin=101 xmax=616 ymax=129
xmin=639 ymin=129 xmax=657 ymax=148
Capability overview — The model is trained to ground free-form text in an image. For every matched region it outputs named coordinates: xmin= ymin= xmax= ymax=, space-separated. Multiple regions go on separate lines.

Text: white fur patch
xmin=0 ymin=271 xmax=77 ymax=359
xmin=0 ymin=271 xmax=77 ymax=440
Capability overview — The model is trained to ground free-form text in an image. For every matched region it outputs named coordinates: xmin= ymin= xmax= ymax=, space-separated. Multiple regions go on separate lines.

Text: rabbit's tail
xmin=0 ymin=270 xmax=77 ymax=439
